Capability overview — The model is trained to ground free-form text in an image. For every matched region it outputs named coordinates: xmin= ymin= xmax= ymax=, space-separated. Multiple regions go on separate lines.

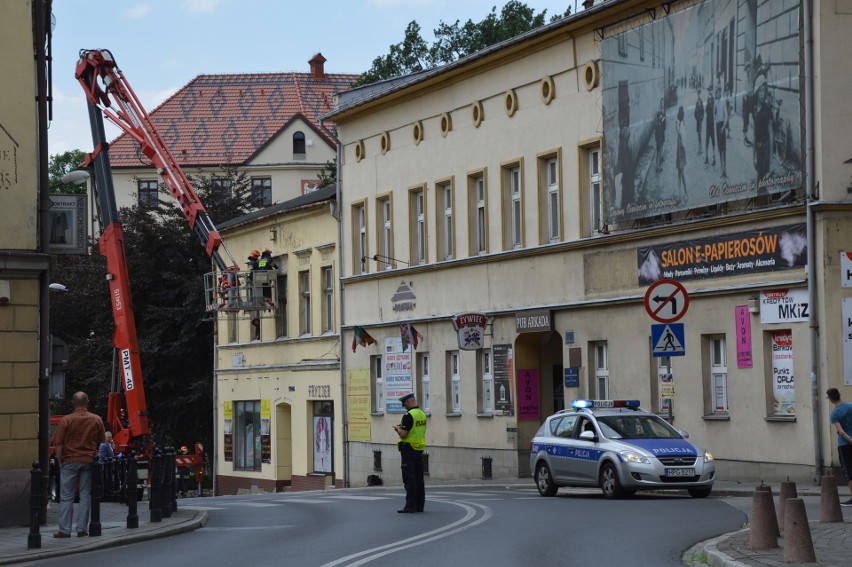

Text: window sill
xmin=445 ymin=412 xmax=462 ymax=418
xmin=702 ymin=414 xmax=730 ymax=421
xmin=765 ymin=415 xmax=797 ymax=423
xmin=370 ymin=412 xmax=384 ymax=417
xmin=476 ymin=412 xmax=495 ymax=418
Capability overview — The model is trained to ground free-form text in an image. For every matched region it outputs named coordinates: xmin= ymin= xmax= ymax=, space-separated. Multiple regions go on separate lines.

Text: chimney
xmin=309 ymin=53 xmax=327 ymax=80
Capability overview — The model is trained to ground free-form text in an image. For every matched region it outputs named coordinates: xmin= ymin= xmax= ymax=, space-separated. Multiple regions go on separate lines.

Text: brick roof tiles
xmin=108 ymin=68 xmax=360 ymax=168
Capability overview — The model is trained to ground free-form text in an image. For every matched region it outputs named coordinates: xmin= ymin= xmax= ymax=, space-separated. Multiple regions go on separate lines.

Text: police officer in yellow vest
xmin=393 ymin=393 xmax=427 ymax=513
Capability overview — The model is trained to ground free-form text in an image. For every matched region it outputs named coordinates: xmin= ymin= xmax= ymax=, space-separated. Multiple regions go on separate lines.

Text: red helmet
xmin=250 ymin=250 xmax=260 ymax=258
xmin=263 ymin=248 xmax=271 ymax=254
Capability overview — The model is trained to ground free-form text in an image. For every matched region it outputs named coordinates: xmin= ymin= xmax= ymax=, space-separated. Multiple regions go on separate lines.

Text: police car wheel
xmin=600 ymin=462 xmax=627 ymax=499
xmin=688 ymin=487 xmax=711 ymax=498
xmin=535 ymin=463 xmax=558 ymax=497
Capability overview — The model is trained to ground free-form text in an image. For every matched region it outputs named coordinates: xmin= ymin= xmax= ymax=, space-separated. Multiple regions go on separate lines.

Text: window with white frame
xmin=299 ymin=269 xmax=311 ymax=335
xmin=471 ymin=174 xmax=487 ymax=255
xmin=409 ymin=188 xmax=426 ymax=265
xmin=510 ymin=166 xmax=522 ymax=248
xmin=545 ymin=157 xmax=560 ymax=242
xmin=440 ymin=182 xmax=453 ymax=260
xmin=593 ymin=342 xmax=609 ymax=399
xmin=321 ymin=266 xmax=333 ymax=332
xmin=418 ymin=353 xmax=431 ymax=413
xmin=590 ymin=146 xmax=604 ymax=234
xmin=710 ymin=336 xmax=728 ymax=413
xmin=372 ymin=355 xmax=384 ymax=413
xmin=352 ymin=202 xmax=367 ymax=274
xmin=481 ymin=349 xmax=493 ymax=413
xmin=448 ymin=351 xmax=460 ymax=413
xmin=377 ymin=196 xmax=392 ymax=269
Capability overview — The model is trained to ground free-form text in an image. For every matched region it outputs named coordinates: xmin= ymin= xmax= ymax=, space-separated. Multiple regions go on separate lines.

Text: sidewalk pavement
xmin=0 ymin=480 xmax=848 ymax=566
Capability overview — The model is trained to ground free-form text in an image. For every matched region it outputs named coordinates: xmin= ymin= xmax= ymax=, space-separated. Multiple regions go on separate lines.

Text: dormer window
xmin=293 ymin=131 xmax=306 ymax=155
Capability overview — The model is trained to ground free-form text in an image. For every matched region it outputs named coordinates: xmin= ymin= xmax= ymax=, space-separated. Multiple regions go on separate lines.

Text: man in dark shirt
xmin=53 ymin=391 xmax=105 ymax=538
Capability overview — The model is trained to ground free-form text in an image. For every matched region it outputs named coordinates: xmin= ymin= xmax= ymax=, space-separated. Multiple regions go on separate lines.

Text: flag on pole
xmin=400 ymin=323 xmax=424 ymax=351
xmin=352 ymin=326 xmax=376 ymax=353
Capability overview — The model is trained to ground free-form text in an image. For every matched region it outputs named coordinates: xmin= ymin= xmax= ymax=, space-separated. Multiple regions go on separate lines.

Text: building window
xmin=592 ymin=342 xmax=609 ymax=399
xmin=502 ymin=163 xmax=523 ymax=250
xmin=590 ymin=147 xmax=603 ymax=234
xmin=321 ymin=266 xmax=334 ymax=332
xmin=710 ymin=336 xmax=728 ymax=413
xmin=299 ymin=269 xmax=311 ymax=335
xmin=538 ymin=155 xmax=561 ymax=243
xmin=418 ymin=353 xmax=431 ymax=413
xmin=436 ymin=180 xmax=454 ymax=260
xmin=251 ymin=177 xmax=272 ymax=207
xmin=376 ymin=196 xmax=393 ymax=269
xmin=468 ymin=173 xmax=487 ymax=255
xmin=352 ymin=202 xmax=367 ymax=274
xmin=448 ymin=351 xmax=461 ymax=413
xmin=234 ymin=400 xmax=261 ymax=471
xmin=227 ymin=311 xmax=237 ymax=344
xmin=480 ymin=349 xmax=493 ymax=413
xmin=138 ymin=180 xmax=159 ymax=209
xmin=293 ymin=131 xmax=306 ymax=155
xmin=372 ymin=355 xmax=384 ymax=413
xmin=276 ymin=273 xmax=287 ymax=338
xmin=409 ymin=187 xmax=426 ymax=265
xmin=212 ymin=178 xmax=232 ymax=205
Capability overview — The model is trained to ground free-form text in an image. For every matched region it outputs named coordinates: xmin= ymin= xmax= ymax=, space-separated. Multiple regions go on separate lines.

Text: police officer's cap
xmin=399 ymin=393 xmax=415 ymax=404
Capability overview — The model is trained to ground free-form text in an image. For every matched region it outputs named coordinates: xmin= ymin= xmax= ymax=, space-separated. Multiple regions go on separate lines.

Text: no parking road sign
xmin=644 ymin=279 xmax=689 ymax=323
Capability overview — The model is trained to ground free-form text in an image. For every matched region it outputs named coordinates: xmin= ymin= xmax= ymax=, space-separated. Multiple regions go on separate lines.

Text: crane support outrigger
xmin=73 ymin=48 xmax=240 ymax=488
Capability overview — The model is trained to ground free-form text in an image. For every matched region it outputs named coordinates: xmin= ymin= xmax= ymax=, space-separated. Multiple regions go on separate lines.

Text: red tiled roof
xmin=108 ymin=69 xmax=360 ymax=167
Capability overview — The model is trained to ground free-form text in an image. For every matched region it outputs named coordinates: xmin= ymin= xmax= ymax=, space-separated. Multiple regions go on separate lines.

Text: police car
xmin=529 ymin=400 xmax=715 ymax=499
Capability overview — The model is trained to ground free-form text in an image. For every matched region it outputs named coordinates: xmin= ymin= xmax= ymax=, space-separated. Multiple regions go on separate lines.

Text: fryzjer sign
xmin=638 ymin=224 xmax=806 ymax=284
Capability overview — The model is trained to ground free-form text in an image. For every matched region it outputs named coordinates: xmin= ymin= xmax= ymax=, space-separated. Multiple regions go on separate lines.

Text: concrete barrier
xmin=783 ymin=497 xmax=816 ymax=563
xmin=755 ymin=484 xmax=780 ymax=536
xmin=749 ymin=488 xmax=779 ymax=549
xmin=778 ymin=480 xmax=797 ymax=532
xmin=820 ymin=474 xmax=844 ymax=523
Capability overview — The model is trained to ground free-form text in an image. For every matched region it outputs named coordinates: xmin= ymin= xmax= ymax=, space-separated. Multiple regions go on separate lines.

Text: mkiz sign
xmin=760 ymin=288 xmax=808 ymax=324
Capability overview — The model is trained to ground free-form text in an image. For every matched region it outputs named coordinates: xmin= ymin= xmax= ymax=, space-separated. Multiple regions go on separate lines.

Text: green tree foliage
xmin=51 ymin=163 xmax=256 ymax=453
xmin=356 ymin=1 xmax=571 ymax=86
xmin=48 ymin=150 xmax=87 ymax=193
xmin=317 ymin=158 xmax=337 ymax=189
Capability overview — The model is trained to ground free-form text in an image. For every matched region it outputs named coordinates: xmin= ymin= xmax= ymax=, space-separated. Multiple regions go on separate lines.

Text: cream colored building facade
xmin=0 ymin=0 xmax=49 ymax=526
xmin=213 ymin=187 xmax=343 ymax=493
xmin=328 ymin=0 xmax=852 ymax=487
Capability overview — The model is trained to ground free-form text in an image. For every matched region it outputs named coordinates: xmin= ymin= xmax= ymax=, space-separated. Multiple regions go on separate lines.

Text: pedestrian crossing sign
xmin=651 ymin=323 xmax=685 ymax=357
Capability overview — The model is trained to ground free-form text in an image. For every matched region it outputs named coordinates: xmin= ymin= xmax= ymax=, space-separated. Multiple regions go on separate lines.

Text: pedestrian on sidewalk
xmin=654 ymin=98 xmax=666 ymax=173
xmin=676 ymin=106 xmax=687 ymax=203
xmin=53 ymin=391 xmax=106 ymax=538
xmin=694 ymin=89 xmax=704 ymax=155
xmin=704 ymin=88 xmax=716 ymax=166
xmin=714 ymin=85 xmax=729 ymax=179
xmin=827 ymin=388 xmax=852 ymax=506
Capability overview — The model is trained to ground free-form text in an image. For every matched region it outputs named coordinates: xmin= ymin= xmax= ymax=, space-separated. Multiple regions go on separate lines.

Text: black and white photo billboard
xmin=602 ymin=0 xmax=802 ymax=223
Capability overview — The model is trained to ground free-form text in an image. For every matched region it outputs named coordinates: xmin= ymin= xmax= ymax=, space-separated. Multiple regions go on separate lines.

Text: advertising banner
xmin=223 ymin=400 xmax=233 ymax=462
xmin=493 ymin=344 xmax=514 ymax=416
xmin=638 ymin=224 xmax=806 ymax=284
xmin=760 ymin=288 xmax=809 ymax=324
xmin=48 ymin=195 xmax=88 ymax=255
xmin=518 ymin=369 xmax=539 ymax=420
xmin=602 ymin=0 xmax=801 ymax=223
xmin=261 ymin=399 xmax=271 ymax=463
xmin=771 ymin=330 xmax=795 ymax=416
xmin=843 ymin=299 xmax=852 ymax=386
xmin=384 ymin=338 xmax=412 ymax=413
xmin=347 ymin=369 xmax=372 ymax=441
xmin=735 ymin=305 xmax=753 ymax=368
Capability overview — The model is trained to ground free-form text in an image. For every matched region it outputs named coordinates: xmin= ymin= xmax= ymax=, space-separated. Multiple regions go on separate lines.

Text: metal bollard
xmin=89 ymin=461 xmax=102 ymax=536
xmin=102 ymin=458 xmax=113 ymax=503
xmin=118 ymin=455 xmax=128 ymax=504
xmin=168 ymin=448 xmax=178 ymax=513
xmin=161 ymin=447 xmax=174 ymax=518
xmin=27 ymin=461 xmax=42 ymax=549
xmin=126 ymin=454 xmax=139 ymax=529
xmin=150 ymin=448 xmax=162 ymax=522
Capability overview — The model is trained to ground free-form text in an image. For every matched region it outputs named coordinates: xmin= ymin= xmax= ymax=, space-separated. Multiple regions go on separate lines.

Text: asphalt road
xmin=22 ymin=487 xmax=746 ymax=567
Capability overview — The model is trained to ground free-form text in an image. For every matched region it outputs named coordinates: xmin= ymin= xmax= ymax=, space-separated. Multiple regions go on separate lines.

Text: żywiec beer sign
xmin=452 ymin=312 xmax=488 ymax=351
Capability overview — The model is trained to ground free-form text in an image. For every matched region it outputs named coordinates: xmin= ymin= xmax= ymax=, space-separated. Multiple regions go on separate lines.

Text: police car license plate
xmin=665 ymin=468 xmax=695 ymax=477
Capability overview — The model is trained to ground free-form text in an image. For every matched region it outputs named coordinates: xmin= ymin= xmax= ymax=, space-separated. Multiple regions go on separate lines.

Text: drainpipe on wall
xmin=320 ymin=120 xmax=349 ymax=487
xmin=803 ymin=0 xmax=822 ymax=483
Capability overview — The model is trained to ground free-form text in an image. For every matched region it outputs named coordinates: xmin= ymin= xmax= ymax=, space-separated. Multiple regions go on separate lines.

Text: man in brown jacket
xmin=53 ymin=391 xmax=105 ymax=538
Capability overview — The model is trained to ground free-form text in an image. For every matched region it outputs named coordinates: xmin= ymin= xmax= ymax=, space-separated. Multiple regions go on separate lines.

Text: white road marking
xmin=320 ymin=500 xmax=493 ymax=567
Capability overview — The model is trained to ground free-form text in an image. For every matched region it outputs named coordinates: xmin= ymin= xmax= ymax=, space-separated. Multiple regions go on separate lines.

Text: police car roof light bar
xmin=571 ymin=399 xmax=641 ymax=410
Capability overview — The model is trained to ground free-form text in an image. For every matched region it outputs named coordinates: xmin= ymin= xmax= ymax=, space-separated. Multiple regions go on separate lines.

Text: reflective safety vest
xmin=399 ymin=407 xmax=427 ymax=451
xmin=258 ymin=257 xmax=272 ymax=269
